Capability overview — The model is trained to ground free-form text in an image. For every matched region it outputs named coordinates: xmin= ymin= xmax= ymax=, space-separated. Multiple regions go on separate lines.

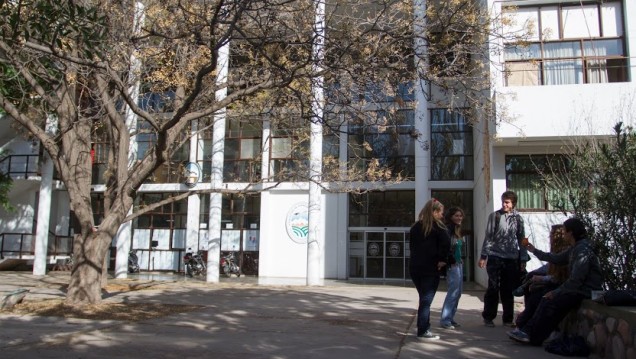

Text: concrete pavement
xmin=0 ymin=272 xmax=565 ymax=359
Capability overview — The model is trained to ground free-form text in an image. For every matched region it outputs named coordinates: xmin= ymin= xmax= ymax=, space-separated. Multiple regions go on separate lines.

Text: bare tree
xmin=0 ymin=0 xmax=512 ymax=304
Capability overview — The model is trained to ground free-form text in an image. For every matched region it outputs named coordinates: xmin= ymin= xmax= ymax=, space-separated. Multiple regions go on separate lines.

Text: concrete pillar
xmin=114 ymin=213 xmax=131 ymax=278
xmin=206 ymin=40 xmax=229 ymax=283
xmin=413 ymin=0 xmax=430 ymax=216
xmin=32 ymin=153 xmax=53 ymax=275
xmin=307 ymin=0 xmax=325 ymax=286
xmin=115 ymin=1 xmax=144 ymax=278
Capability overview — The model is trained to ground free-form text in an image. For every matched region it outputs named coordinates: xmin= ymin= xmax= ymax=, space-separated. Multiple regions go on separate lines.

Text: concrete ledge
xmin=562 ymin=299 xmax=636 ymax=359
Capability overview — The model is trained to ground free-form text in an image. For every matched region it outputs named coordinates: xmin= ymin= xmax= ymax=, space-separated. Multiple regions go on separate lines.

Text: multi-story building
xmin=1 ymin=0 xmax=634 ymax=289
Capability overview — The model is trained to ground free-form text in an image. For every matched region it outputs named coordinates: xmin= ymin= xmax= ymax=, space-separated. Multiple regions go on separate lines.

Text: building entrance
xmin=348 ymin=228 xmax=410 ymax=280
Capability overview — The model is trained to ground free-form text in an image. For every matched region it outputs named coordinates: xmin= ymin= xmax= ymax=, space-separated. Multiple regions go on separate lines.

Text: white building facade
xmin=1 ymin=0 xmax=635 ymax=289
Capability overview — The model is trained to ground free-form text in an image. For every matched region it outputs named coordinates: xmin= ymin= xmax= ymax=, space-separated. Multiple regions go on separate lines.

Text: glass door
xmin=353 ymin=230 xmax=408 ymax=280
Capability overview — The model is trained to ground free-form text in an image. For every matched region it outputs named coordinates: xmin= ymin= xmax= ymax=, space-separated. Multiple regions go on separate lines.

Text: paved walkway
xmin=0 ymin=271 xmax=565 ymax=359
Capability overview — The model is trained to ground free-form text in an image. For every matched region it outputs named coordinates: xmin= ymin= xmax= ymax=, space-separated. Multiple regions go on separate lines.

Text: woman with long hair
xmin=514 ymin=224 xmax=573 ymax=329
xmin=409 ymin=198 xmax=451 ymax=340
xmin=440 ymin=207 xmax=466 ymax=329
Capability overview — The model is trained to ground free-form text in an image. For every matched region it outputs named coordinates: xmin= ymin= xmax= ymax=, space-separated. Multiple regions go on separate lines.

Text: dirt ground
xmin=2 ymin=281 xmax=204 ymax=321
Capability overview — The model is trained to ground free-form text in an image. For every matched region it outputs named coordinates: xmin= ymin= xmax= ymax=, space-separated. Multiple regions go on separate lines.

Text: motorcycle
xmin=220 ymin=252 xmax=241 ymax=277
xmin=184 ymin=248 xmax=206 ymax=277
xmin=128 ymin=249 xmax=140 ymax=273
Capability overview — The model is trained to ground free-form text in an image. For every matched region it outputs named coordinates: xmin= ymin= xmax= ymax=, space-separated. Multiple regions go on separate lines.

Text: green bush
xmin=545 ymin=122 xmax=636 ymax=290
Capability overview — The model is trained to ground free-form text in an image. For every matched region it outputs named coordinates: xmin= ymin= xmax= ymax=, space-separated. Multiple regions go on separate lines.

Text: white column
xmin=186 ymin=120 xmax=201 ymax=252
xmin=624 ymin=0 xmax=636 ymax=82
xmin=207 ymin=40 xmax=230 ymax=283
xmin=336 ymin=117 xmax=348 ymax=279
xmin=115 ymin=212 xmax=131 ymax=278
xmin=115 ymin=1 xmax=144 ymax=278
xmin=33 ymin=151 xmax=53 ymax=275
xmin=413 ymin=0 xmax=430 ymax=216
xmin=307 ymin=0 xmax=325 ymax=286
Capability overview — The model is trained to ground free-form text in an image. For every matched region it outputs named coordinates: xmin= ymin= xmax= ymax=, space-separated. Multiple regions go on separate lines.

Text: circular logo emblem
xmin=286 ymin=203 xmax=309 ymax=244
xmin=183 ymin=162 xmax=201 ymax=187
xmin=389 ymin=242 xmax=401 ymax=257
xmin=368 ymin=242 xmax=380 ymax=257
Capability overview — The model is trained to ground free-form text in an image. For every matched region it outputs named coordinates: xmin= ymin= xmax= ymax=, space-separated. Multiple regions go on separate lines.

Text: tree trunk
xmin=65 ymin=231 xmax=111 ymax=305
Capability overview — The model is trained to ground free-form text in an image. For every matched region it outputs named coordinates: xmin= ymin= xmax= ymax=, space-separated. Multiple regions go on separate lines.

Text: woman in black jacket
xmin=410 ymin=198 xmax=451 ymax=340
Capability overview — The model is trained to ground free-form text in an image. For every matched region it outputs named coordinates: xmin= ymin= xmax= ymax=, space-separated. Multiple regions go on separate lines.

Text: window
xmin=430 ymin=109 xmax=473 ymax=180
xmin=137 ymin=121 xmax=190 ymax=184
xmin=269 ymin=115 xmax=309 ymax=181
xmin=505 ymin=155 xmax=570 ymax=210
xmin=349 ymin=191 xmax=415 ymax=227
xmin=222 ymin=117 xmax=262 ymax=182
xmin=347 ymin=110 xmax=416 ymax=180
xmin=221 ymin=194 xmax=261 ymax=230
xmin=428 ymin=32 xmax=472 ymax=77
xmin=503 ymin=1 xmax=627 ymax=86
xmin=91 ymin=124 xmax=109 ymax=185
xmin=134 ymin=193 xmax=187 ymax=229
xmin=322 ymin=112 xmax=341 ymax=180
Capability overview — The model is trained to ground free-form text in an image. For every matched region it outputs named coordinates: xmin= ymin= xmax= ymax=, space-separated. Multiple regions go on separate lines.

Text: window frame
xmin=503 ymin=1 xmax=628 ymax=86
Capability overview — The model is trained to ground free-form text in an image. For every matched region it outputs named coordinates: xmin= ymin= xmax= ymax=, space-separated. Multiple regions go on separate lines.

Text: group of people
xmin=409 ymin=190 xmax=603 ymax=346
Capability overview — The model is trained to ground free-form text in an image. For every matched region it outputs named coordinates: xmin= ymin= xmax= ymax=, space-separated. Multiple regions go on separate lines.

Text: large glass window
xmin=347 ymin=110 xmax=416 ymax=180
xmin=269 ymin=115 xmax=309 ymax=181
xmin=505 ymin=155 xmax=569 ymax=211
xmin=349 ymin=190 xmax=415 ymax=227
xmin=222 ymin=117 xmax=262 ymax=182
xmin=134 ymin=193 xmax=187 ymax=229
xmin=430 ymin=109 xmax=473 ymax=180
xmin=137 ymin=121 xmax=190 ymax=184
xmin=503 ymin=1 xmax=627 ymax=86
xmin=220 ymin=194 xmax=261 ymax=230
xmin=91 ymin=125 xmax=109 ymax=185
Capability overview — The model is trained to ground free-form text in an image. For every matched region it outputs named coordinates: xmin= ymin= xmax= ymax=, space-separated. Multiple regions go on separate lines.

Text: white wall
xmin=258 ymin=190 xmax=319 ymax=284
xmin=497 ymin=83 xmax=636 ymax=140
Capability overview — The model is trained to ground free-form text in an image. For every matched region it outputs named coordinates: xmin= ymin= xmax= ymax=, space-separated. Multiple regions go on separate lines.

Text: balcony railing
xmin=0 ymin=154 xmax=40 ymax=179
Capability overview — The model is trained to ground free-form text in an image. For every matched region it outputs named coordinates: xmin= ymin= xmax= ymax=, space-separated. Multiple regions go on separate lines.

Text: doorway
xmin=348 ymin=229 xmax=410 ymax=280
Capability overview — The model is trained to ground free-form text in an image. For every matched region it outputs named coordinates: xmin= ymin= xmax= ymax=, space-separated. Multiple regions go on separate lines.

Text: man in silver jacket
xmin=507 ymin=217 xmax=603 ymax=346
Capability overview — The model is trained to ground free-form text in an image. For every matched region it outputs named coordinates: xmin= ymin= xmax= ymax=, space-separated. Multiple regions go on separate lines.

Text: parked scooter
xmin=220 ymin=252 xmax=241 ymax=277
xmin=184 ymin=248 xmax=206 ymax=277
xmin=128 ymin=249 xmax=140 ymax=273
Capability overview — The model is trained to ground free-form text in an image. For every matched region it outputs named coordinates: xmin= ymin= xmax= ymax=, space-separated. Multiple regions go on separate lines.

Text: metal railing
xmin=0 ymin=154 xmax=40 ymax=179
xmin=0 ymin=232 xmax=73 ymax=259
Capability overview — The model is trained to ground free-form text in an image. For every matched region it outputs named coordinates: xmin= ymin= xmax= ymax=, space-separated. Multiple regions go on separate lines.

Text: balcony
xmin=0 ymin=154 xmax=40 ymax=180
xmin=495 ymin=82 xmax=636 ymax=143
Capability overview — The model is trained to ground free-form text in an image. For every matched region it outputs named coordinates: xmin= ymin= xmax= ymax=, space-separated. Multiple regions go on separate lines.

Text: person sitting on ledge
xmin=507 ymin=217 xmax=603 ymax=346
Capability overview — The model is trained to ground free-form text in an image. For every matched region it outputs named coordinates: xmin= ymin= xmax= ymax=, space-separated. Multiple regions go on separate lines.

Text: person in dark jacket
xmin=410 ymin=198 xmax=451 ymax=340
xmin=478 ymin=190 xmax=528 ymax=327
xmin=507 ymin=217 xmax=603 ymax=346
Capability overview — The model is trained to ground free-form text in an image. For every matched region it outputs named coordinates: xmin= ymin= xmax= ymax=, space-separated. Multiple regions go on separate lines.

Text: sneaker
xmin=451 ymin=321 xmax=461 ymax=328
xmin=503 ymin=321 xmax=516 ymax=328
xmin=440 ymin=323 xmax=455 ymax=330
xmin=484 ymin=319 xmax=495 ymax=327
xmin=507 ymin=329 xmax=530 ymax=343
xmin=417 ymin=330 xmax=440 ymax=340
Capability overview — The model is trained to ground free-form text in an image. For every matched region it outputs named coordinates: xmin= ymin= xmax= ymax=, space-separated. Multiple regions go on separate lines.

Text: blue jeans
xmin=410 ymin=273 xmax=440 ymax=333
xmin=440 ymin=263 xmax=463 ymax=325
